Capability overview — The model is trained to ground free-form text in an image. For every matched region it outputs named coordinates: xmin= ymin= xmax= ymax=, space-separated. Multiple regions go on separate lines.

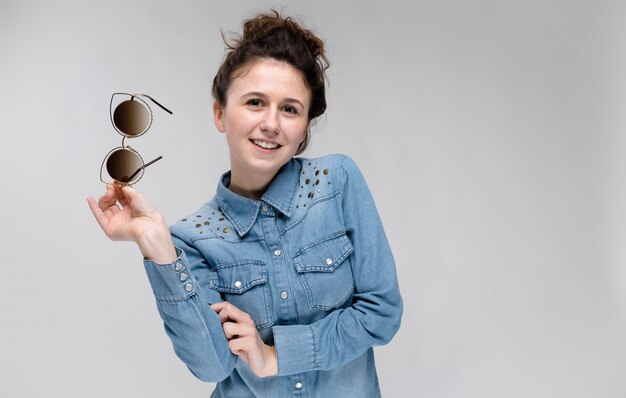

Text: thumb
xmin=120 ymin=185 xmax=141 ymax=200
xmin=119 ymin=185 xmax=159 ymax=215
xmin=116 ymin=185 xmax=142 ymax=208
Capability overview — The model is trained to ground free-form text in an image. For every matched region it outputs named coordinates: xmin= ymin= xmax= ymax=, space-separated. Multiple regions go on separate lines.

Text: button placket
xmin=259 ymin=206 xmax=296 ymax=324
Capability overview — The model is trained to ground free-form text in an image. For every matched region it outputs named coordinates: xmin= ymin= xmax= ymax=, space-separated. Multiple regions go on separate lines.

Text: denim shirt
xmin=143 ymin=154 xmax=403 ymax=397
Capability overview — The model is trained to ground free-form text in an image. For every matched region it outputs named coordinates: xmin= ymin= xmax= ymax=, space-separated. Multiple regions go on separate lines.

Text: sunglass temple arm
xmin=141 ymin=95 xmax=173 ymax=115
xmin=127 ymin=155 xmax=163 ymax=182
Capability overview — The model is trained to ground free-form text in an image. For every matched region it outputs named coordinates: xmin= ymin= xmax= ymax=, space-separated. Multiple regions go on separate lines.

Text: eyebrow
xmin=242 ymin=92 xmax=305 ymax=109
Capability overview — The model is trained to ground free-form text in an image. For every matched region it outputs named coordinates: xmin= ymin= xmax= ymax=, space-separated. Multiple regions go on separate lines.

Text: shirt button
xmin=295 ymin=381 xmax=303 ymax=390
xmin=185 ymin=283 xmax=193 ymax=292
xmin=274 ymin=249 xmax=282 ymax=257
xmin=280 ymin=291 xmax=288 ymax=300
xmin=175 ymin=263 xmax=183 ymax=271
xmin=325 ymin=257 xmax=333 ymax=266
xmin=180 ymin=272 xmax=188 ymax=282
xmin=262 ymin=205 xmax=269 ymax=212
xmin=234 ymin=280 xmax=242 ymax=289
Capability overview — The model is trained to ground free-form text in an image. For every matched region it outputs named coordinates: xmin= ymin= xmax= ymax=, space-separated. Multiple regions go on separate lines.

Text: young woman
xmin=88 ymin=11 xmax=402 ymax=397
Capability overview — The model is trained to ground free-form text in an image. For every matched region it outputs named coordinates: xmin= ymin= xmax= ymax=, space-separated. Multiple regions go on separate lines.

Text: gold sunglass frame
xmin=99 ymin=93 xmax=172 ymax=186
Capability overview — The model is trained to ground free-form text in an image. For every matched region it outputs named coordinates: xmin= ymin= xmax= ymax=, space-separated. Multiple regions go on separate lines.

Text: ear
xmin=213 ymin=101 xmax=225 ymax=132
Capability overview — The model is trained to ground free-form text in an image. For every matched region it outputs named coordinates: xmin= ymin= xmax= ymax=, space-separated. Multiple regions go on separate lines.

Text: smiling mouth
xmin=251 ymin=139 xmax=281 ymax=150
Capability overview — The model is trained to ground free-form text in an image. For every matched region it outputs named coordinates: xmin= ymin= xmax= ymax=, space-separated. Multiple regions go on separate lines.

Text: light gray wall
xmin=1 ymin=0 xmax=625 ymax=397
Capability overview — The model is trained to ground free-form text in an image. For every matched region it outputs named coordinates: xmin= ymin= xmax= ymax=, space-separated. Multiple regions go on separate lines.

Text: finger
xmin=211 ymin=302 xmax=252 ymax=324
xmin=87 ymin=197 xmax=109 ymax=232
xmin=99 ymin=195 xmax=121 ymax=216
xmin=223 ymin=320 xmax=255 ymax=338
xmin=117 ymin=192 xmax=130 ymax=208
xmin=211 ymin=301 xmax=228 ymax=310
xmin=97 ymin=187 xmax=118 ymax=209
xmin=119 ymin=185 xmax=147 ymax=208
xmin=120 ymin=185 xmax=141 ymax=201
xmin=113 ymin=185 xmax=131 ymax=207
xmin=211 ymin=302 xmax=233 ymax=324
xmin=215 ymin=306 xmax=245 ymax=325
xmin=216 ymin=310 xmax=229 ymax=325
xmin=211 ymin=301 xmax=228 ymax=313
xmin=102 ymin=205 xmax=120 ymax=219
xmin=222 ymin=321 xmax=242 ymax=340
xmin=228 ymin=338 xmax=247 ymax=357
xmin=105 ymin=204 xmax=121 ymax=216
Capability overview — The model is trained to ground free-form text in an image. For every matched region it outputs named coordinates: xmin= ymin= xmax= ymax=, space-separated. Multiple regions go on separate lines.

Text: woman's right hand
xmin=87 ymin=184 xmax=177 ymax=263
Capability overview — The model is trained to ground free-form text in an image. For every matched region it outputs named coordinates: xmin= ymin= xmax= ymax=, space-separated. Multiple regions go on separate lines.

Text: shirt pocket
xmin=208 ymin=260 xmax=273 ymax=329
xmin=293 ymin=232 xmax=355 ymax=311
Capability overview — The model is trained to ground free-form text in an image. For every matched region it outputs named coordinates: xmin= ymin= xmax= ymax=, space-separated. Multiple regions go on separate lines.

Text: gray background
xmin=1 ymin=0 xmax=625 ymax=397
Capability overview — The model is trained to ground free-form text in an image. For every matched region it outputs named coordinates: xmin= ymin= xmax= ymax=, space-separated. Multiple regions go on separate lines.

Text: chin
xmin=250 ymin=158 xmax=288 ymax=174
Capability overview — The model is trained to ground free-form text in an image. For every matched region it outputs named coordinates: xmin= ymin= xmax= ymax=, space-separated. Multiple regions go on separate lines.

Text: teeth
xmin=252 ymin=139 xmax=279 ymax=149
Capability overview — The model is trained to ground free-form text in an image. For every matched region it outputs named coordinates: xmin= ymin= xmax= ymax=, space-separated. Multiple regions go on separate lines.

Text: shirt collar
xmin=216 ymin=158 xmax=301 ymax=237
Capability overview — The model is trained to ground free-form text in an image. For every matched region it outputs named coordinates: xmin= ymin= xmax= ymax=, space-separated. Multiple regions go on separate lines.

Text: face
xmin=213 ymin=58 xmax=311 ymax=196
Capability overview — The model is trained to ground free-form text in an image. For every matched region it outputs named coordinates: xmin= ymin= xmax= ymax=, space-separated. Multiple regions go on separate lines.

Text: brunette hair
xmin=212 ymin=10 xmax=329 ymax=154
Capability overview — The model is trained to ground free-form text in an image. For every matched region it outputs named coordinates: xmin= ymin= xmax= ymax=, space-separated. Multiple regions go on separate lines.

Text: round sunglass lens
xmin=113 ymin=99 xmax=150 ymax=137
xmin=106 ymin=148 xmax=143 ymax=183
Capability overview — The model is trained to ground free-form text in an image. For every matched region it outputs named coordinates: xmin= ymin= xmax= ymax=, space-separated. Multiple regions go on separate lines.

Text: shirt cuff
xmin=143 ymin=247 xmax=197 ymax=302
xmin=272 ymin=324 xmax=316 ymax=376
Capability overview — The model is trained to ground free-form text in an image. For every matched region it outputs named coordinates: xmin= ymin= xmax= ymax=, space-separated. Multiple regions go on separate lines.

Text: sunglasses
xmin=100 ymin=93 xmax=172 ymax=185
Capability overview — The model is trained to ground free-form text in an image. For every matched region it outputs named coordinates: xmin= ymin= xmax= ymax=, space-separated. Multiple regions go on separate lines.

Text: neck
xmin=228 ymin=170 xmax=275 ymax=200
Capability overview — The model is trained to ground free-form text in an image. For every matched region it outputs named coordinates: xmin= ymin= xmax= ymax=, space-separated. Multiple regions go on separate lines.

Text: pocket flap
xmin=209 ymin=260 xmax=267 ymax=294
xmin=294 ymin=232 xmax=354 ymax=273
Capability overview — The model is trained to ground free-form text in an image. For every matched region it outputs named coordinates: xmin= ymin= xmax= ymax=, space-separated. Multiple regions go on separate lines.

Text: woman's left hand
xmin=210 ymin=302 xmax=278 ymax=378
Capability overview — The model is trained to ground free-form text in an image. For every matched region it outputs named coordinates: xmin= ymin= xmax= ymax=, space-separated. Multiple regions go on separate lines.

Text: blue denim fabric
xmin=143 ymin=154 xmax=402 ymax=397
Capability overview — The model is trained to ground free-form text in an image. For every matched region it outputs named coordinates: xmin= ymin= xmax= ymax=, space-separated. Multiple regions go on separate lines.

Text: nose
xmin=260 ymin=109 xmax=279 ymax=135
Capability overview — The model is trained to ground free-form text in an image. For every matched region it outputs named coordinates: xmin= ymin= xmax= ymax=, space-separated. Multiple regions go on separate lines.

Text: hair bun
xmin=237 ymin=10 xmax=326 ymax=64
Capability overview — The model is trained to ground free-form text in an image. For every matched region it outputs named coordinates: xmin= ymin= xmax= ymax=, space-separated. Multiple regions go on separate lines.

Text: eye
xmin=282 ymin=105 xmax=298 ymax=114
xmin=246 ymin=98 xmax=264 ymax=107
